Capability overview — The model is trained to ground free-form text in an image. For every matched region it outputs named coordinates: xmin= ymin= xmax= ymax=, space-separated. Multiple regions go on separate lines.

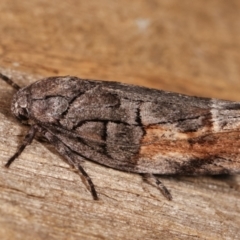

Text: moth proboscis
xmin=1 ymin=72 xmax=240 ymax=200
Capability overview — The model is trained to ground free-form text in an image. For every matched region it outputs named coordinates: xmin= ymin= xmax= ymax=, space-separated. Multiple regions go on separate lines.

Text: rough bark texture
xmin=0 ymin=1 xmax=240 ymax=239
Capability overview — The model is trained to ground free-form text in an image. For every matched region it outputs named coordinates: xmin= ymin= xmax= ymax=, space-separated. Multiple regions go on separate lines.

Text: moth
xmin=1 ymin=72 xmax=240 ymax=200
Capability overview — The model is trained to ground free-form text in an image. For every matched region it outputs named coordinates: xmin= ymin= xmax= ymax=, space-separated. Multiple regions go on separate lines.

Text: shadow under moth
xmin=1 ymin=72 xmax=240 ymax=200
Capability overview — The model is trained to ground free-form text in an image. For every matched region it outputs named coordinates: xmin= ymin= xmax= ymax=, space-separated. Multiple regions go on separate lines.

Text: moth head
xmin=11 ymin=88 xmax=30 ymax=123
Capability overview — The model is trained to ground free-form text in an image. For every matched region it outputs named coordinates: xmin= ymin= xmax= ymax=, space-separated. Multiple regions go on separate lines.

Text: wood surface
xmin=0 ymin=1 xmax=240 ymax=239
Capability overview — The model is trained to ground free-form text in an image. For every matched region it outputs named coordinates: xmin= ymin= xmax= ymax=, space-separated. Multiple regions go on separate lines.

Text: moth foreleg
xmin=142 ymin=173 xmax=172 ymax=200
xmin=44 ymin=131 xmax=99 ymax=200
xmin=5 ymin=124 xmax=39 ymax=168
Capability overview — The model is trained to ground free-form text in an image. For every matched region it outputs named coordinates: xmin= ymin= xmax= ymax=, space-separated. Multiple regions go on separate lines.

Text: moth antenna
xmin=5 ymin=125 xmax=38 ymax=168
xmin=0 ymin=73 xmax=21 ymax=91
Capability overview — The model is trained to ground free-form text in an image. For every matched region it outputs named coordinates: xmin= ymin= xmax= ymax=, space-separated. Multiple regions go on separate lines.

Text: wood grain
xmin=0 ymin=0 xmax=240 ymax=239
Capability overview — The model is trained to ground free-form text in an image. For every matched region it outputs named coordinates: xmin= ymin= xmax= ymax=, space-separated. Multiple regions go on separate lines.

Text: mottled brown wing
xmin=28 ymin=77 xmax=240 ymax=175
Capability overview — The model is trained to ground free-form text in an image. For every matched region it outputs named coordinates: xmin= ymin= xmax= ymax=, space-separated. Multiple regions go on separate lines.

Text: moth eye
xmin=18 ymin=108 xmax=29 ymax=121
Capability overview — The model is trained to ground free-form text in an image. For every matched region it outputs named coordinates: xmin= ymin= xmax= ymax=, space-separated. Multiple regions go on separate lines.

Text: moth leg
xmin=142 ymin=173 xmax=172 ymax=201
xmin=5 ymin=125 xmax=39 ymax=168
xmin=75 ymin=164 xmax=98 ymax=200
xmin=44 ymin=131 xmax=99 ymax=200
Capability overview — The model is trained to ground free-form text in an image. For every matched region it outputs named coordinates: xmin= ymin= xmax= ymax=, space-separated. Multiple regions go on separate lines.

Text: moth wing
xmin=29 ymin=77 xmax=240 ymax=175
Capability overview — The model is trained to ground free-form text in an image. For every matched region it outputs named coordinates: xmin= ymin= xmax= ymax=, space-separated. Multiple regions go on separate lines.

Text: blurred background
xmin=1 ymin=0 xmax=240 ymax=100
